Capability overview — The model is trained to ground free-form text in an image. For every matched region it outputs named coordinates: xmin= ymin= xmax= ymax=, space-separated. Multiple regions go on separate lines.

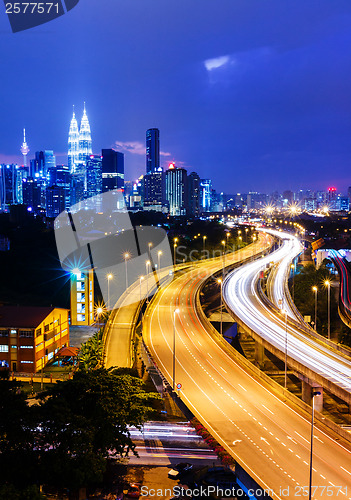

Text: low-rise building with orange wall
xmin=0 ymin=306 xmax=69 ymax=373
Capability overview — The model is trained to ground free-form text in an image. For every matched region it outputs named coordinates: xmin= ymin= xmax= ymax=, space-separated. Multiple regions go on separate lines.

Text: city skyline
xmin=1 ymin=1 xmax=351 ymax=192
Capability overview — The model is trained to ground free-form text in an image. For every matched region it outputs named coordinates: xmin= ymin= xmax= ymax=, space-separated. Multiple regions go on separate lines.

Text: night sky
xmin=1 ymin=0 xmax=351 ymax=194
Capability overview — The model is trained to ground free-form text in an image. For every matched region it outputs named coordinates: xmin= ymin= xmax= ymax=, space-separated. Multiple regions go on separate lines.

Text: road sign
xmin=176 ymin=383 xmax=182 ymax=390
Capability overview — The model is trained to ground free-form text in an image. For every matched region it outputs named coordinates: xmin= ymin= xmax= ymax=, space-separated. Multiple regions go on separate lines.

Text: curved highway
xmin=143 ymin=236 xmax=351 ymax=499
xmin=223 ymin=230 xmax=351 ymax=400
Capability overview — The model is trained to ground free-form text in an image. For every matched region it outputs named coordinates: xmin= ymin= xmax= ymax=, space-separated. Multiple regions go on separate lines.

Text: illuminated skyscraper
xmin=68 ymin=108 xmax=79 ymax=172
xmin=165 ymin=162 xmax=188 ymax=216
xmin=78 ymin=103 xmax=92 ymax=165
xmin=146 ymin=128 xmax=160 ymax=174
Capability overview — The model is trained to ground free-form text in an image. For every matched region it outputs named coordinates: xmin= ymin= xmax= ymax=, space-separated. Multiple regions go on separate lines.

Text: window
xmin=77 ymin=314 xmax=85 ymax=322
xmin=0 ymin=330 xmax=8 ymax=337
xmin=11 ymin=345 xmax=17 ymax=349
xmin=36 ymin=328 xmax=42 ymax=337
xmin=20 ymin=346 xmax=33 ymax=349
xmin=44 ymin=325 xmax=49 ymax=332
xmin=20 ymin=330 xmax=33 ymax=338
xmin=10 ymin=329 xmax=17 ymax=335
xmin=0 ymin=345 xmax=9 ymax=352
xmin=21 ymin=361 xmax=33 ymax=364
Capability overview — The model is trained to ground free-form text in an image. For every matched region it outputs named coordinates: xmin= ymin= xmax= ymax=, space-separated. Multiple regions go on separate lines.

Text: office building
xmin=165 ymin=162 xmax=188 ymax=216
xmin=78 ymin=104 xmax=92 ymax=165
xmin=200 ymin=179 xmax=212 ymax=212
xmin=143 ymin=168 xmax=164 ymax=209
xmin=30 ymin=151 xmax=45 ymax=178
xmin=146 ymin=128 xmax=160 ymax=174
xmin=22 ymin=177 xmax=42 ymax=214
xmin=188 ymin=171 xmax=200 ymax=216
xmin=102 ymin=149 xmax=124 ymax=192
xmin=46 ymin=185 xmax=66 ymax=218
xmin=68 ymin=109 xmax=80 ymax=172
xmin=86 ymin=155 xmax=102 ymax=198
xmin=0 ymin=306 xmax=69 ymax=373
xmin=0 ymin=164 xmax=24 ymax=211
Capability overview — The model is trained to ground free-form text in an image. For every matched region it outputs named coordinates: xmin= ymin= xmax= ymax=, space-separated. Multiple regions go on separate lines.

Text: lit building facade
xmin=165 ymin=163 xmax=188 ymax=216
xmin=102 ymin=149 xmax=124 ymax=192
xmin=0 ymin=306 xmax=69 ymax=373
xmin=86 ymin=155 xmax=102 ymax=198
xmin=143 ymin=168 xmax=164 ymax=208
xmin=68 ymin=104 xmax=92 ymax=172
xmin=70 ymin=270 xmax=94 ymax=326
xmin=78 ymin=104 xmax=92 ymax=165
xmin=146 ymin=128 xmax=160 ymax=174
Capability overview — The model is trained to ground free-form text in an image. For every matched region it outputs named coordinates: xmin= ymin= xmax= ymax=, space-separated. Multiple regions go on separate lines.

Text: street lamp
xmin=218 ymin=279 xmax=223 ymax=336
xmin=245 ymin=227 xmax=249 ymax=243
xmin=283 ymin=309 xmax=288 ymax=389
xmin=308 ymin=390 xmax=322 ymax=500
xmin=107 ymin=273 xmax=113 ymax=310
xmin=324 ymin=280 xmax=331 ymax=340
xmin=139 ymin=276 xmax=144 ymax=327
xmin=146 ymin=260 xmax=151 ymax=303
xmin=173 ymin=238 xmax=178 ymax=265
xmin=148 ymin=242 xmax=153 ymax=260
xmin=124 ymin=253 xmax=130 ymax=290
xmin=221 ymin=240 xmax=226 ymax=280
xmin=158 ymin=250 xmax=162 ymax=271
xmin=312 ymin=286 xmax=318 ymax=330
xmin=290 ymin=263 xmax=295 ymax=301
xmin=173 ymin=308 xmax=180 ymax=391
xmin=203 ymin=235 xmax=207 ymax=254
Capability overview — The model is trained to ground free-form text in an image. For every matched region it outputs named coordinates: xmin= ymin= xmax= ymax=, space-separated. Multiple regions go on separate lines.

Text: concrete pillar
xmin=302 ymin=379 xmax=323 ymax=411
xmin=302 ymin=380 xmax=312 ymax=405
xmin=254 ymin=341 xmax=265 ymax=368
xmin=314 ymin=387 xmax=323 ymax=413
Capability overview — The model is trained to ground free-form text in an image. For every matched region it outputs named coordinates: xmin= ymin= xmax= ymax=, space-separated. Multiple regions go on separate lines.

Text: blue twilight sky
xmin=1 ymin=0 xmax=351 ymax=194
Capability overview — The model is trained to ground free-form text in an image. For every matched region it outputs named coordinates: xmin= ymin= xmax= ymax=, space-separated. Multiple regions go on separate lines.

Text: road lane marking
xmin=262 ymin=404 xmax=274 ymax=414
xmin=294 ymin=431 xmax=309 ymax=443
xmin=341 ymin=466 xmax=351 ymax=476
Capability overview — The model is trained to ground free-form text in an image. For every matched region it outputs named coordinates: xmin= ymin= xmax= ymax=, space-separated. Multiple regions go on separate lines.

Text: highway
xmin=328 ymin=250 xmax=351 ymax=328
xmin=143 ymin=235 xmax=351 ymax=499
xmin=223 ymin=229 xmax=351 ymax=400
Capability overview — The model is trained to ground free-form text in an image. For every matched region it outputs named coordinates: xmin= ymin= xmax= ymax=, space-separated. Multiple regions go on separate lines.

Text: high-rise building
xmin=143 ymin=168 xmax=164 ymax=209
xmin=30 ymin=151 xmax=45 ymax=178
xmin=86 ymin=155 xmax=102 ymax=198
xmin=200 ymin=179 xmax=212 ymax=212
xmin=70 ymin=269 xmax=94 ymax=326
xmin=0 ymin=164 xmax=25 ymax=210
xmin=165 ymin=162 xmax=188 ymax=216
xmin=44 ymin=150 xmax=56 ymax=176
xmin=68 ymin=108 xmax=80 ymax=172
xmin=68 ymin=104 xmax=92 ymax=172
xmin=146 ymin=128 xmax=160 ymax=174
xmin=48 ymin=165 xmax=71 ymax=209
xmin=46 ymin=185 xmax=66 ymax=218
xmin=188 ymin=172 xmax=200 ymax=216
xmin=78 ymin=104 xmax=92 ymax=166
xmin=101 ymin=149 xmax=124 ymax=192
xmin=22 ymin=177 xmax=42 ymax=214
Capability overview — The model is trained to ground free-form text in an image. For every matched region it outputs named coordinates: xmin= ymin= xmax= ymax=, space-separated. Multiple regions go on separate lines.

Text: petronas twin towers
xmin=68 ymin=103 xmax=92 ymax=173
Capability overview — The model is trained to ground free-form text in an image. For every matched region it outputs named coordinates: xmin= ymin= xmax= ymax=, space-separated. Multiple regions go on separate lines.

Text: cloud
xmin=204 ymin=55 xmax=231 ymax=71
xmin=114 ymin=140 xmax=171 ymax=157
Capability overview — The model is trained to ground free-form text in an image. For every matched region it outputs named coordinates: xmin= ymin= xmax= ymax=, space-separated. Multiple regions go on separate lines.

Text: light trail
xmin=223 ymin=229 xmax=351 ymax=393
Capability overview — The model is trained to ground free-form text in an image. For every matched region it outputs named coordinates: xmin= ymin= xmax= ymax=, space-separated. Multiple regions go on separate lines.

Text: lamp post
xmin=148 ymin=242 xmax=153 ymax=261
xmin=291 ymin=263 xmax=295 ymax=301
xmin=173 ymin=238 xmax=178 ymax=265
xmin=221 ymin=239 xmax=226 ymax=278
xmin=173 ymin=308 xmax=180 ymax=390
xmin=218 ymin=279 xmax=223 ymax=336
xmin=325 ymin=280 xmax=331 ymax=340
xmin=124 ymin=253 xmax=130 ymax=290
xmin=203 ymin=235 xmax=207 ymax=256
xmin=146 ymin=260 xmax=150 ymax=303
xmin=158 ymin=250 xmax=162 ymax=271
xmin=139 ymin=276 xmax=144 ymax=327
xmin=284 ymin=309 xmax=288 ymax=389
xmin=107 ymin=273 xmax=113 ymax=310
xmin=312 ymin=286 xmax=318 ymax=330
xmin=309 ymin=390 xmax=322 ymax=500
xmin=245 ymin=227 xmax=249 ymax=243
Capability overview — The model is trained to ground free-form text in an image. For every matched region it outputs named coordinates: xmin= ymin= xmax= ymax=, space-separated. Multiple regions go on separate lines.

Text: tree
xmin=35 ymin=368 xmax=159 ymax=493
xmin=78 ymin=330 xmax=104 ymax=371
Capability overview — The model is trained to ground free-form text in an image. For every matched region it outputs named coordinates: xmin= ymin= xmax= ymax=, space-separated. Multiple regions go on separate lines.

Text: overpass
xmin=223 ymin=229 xmax=351 ymax=408
xmin=143 ymin=234 xmax=351 ymax=499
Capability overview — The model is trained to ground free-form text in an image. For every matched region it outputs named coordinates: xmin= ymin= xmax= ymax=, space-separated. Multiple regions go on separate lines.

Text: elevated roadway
xmin=223 ymin=229 xmax=351 ymax=405
xmin=143 ymin=236 xmax=351 ymax=499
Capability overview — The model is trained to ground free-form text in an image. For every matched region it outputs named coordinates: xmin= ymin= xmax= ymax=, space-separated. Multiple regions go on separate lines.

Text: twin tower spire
xmin=68 ymin=103 xmax=92 ymax=173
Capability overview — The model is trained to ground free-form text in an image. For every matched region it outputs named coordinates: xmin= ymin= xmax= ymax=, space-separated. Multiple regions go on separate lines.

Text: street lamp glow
xmin=107 ymin=273 xmax=113 ymax=280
